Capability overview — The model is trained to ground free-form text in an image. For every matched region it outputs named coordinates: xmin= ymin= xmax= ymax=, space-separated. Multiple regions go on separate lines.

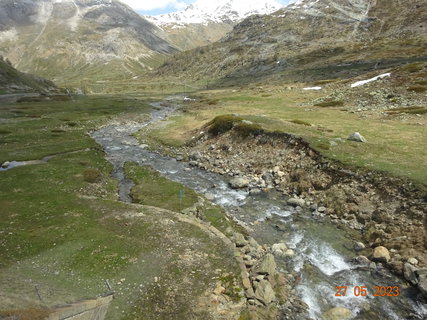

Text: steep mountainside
xmin=157 ymin=0 xmax=427 ymax=84
xmin=146 ymin=0 xmax=283 ymax=51
xmin=0 ymin=55 xmax=57 ymax=94
xmin=0 ymin=0 xmax=177 ymax=87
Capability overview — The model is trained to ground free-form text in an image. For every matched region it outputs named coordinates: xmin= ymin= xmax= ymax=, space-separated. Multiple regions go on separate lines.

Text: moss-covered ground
xmin=0 ymin=95 xmax=243 ymax=319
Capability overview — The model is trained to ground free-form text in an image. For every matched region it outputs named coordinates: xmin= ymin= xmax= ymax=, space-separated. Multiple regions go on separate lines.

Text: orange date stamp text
xmin=335 ymin=286 xmax=400 ymax=297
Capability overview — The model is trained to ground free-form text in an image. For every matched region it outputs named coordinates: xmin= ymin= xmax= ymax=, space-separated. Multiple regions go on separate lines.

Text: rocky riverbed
xmin=152 ymin=122 xmax=427 ymax=303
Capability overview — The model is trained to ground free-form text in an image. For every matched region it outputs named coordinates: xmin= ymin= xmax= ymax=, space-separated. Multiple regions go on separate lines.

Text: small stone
xmin=214 ymin=285 xmax=226 ymax=295
xmin=322 ymin=307 xmax=352 ymax=320
xmin=353 ymin=242 xmax=365 ymax=251
xmin=229 ymin=177 xmax=250 ymax=189
xmin=233 ymin=233 xmax=248 ymax=248
xmin=284 ymin=249 xmax=295 ymax=257
xmin=351 ymin=255 xmax=370 ymax=266
xmin=1 ymin=161 xmax=10 ymax=168
xmin=347 ymin=132 xmax=367 ymax=143
xmin=272 ymin=243 xmax=288 ymax=253
xmin=176 ymin=155 xmax=183 ymax=161
xmin=317 ymin=206 xmax=326 ymax=213
xmin=408 ymin=257 xmax=418 ymax=266
xmin=242 ymin=278 xmax=252 ymax=290
xmin=287 ymin=197 xmax=305 ymax=207
xmin=372 ymin=246 xmax=390 ymax=263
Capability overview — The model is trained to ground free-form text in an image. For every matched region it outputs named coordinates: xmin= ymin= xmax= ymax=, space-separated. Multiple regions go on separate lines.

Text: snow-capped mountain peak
xmin=146 ymin=0 xmax=284 ymax=26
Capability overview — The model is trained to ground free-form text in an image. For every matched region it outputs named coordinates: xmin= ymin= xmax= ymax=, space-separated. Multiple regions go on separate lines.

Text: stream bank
xmin=93 ymin=100 xmax=427 ymax=319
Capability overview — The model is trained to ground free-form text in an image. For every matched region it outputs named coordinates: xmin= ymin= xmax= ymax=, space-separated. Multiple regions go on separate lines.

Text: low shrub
xmin=83 ymin=168 xmax=102 ymax=183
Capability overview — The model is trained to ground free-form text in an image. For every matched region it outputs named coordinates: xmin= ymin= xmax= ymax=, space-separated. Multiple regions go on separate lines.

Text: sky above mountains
xmin=120 ymin=0 xmax=295 ymax=15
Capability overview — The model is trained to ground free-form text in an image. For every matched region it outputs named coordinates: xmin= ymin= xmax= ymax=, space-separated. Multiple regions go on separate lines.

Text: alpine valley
xmin=0 ymin=1 xmax=426 ymax=320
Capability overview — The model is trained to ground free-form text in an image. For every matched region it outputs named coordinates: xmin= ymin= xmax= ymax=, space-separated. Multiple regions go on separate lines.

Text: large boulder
xmin=229 ymin=177 xmax=250 ymax=189
xmin=322 ymin=307 xmax=353 ymax=320
xmin=372 ymin=246 xmax=391 ymax=263
xmin=254 ymin=280 xmax=276 ymax=305
xmin=347 ymin=132 xmax=367 ymax=143
xmin=255 ymin=253 xmax=277 ymax=276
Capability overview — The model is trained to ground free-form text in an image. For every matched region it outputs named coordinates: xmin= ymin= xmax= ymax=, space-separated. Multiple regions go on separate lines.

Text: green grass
xmin=0 ymin=95 xmax=246 ymax=318
xmin=124 ymin=162 xmax=199 ymax=211
xmin=141 ymin=88 xmax=427 ymax=184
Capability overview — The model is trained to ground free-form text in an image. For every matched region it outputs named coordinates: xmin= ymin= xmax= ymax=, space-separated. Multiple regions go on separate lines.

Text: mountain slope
xmin=146 ymin=0 xmax=283 ymax=51
xmin=0 ymin=0 xmax=177 ymax=88
xmin=156 ymin=0 xmax=427 ymax=84
xmin=0 ymin=55 xmax=57 ymax=94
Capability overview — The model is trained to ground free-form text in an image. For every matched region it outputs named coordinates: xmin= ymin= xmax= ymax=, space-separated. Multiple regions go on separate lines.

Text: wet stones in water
xmin=404 ymin=263 xmax=419 ymax=285
xmin=287 ymin=197 xmax=305 ymax=207
xmin=353 ymin=241 xmax=366 ymax=251
xmin=416 ymin=269 xmax=427 ymax=298
xmin=229 ymin=177 xmax=250 ymax=189
xmin=351 ymin=255 xmax=371 ymax=268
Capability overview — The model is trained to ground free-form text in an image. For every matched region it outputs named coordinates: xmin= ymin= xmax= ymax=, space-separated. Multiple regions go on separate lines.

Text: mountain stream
xmin=91 ymin=101 xmax=427 ymax=320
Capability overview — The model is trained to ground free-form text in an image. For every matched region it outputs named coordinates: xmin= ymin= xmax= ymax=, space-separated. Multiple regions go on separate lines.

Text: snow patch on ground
xmin=303 ymin=86 xmax=322 ymax=91
xmin=351 ymin=73 xmax=391 ymax=88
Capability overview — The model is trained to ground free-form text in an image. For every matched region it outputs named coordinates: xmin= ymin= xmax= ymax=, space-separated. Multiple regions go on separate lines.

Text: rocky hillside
xmin=0 ymin=55 xmax=57 ymax=94
xmin=0 ymin=0 xmax=177 ymax=87
xmin=156 ymin=0 xmax=427 ymax=85
xmin=146 ymin=0 xmax=283 ymax=51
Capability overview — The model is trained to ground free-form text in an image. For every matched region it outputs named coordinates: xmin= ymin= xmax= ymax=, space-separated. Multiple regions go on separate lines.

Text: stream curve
xmin=91 ymin=102 xmax=427 ymax=320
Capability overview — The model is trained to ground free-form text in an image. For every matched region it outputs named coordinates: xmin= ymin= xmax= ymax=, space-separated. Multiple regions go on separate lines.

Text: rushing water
xmin=91 ymin=103 xmax=427 ymax=320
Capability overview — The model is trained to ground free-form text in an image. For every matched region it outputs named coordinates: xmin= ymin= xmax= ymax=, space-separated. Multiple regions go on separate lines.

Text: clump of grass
xmin=207 ymin=114 xmax=242 ymax=136
xmin=234 ymin=122 xmax=263 ymax=137
xmin=0 ymin=129 xmax=12 ymax=134
xmin=407 ymin=86 xmax=427 ymax=93
xmin=67 ymin=121 xmax=78 ymax=127
xmin=313 ymin=79 xmax=337 ymax=85
xmin=290 ymin=119 xmax=311 ymax=126
xmin=205 ymin=99 xmax=219 ymax=105
xmin=386 ymin=107 xmax=427 ymax=115
xmin=83 ymin=168 xmax=102 ymax=183
xmin=51 ymin=128 xmax=66 ymax=133
xmin=415 ymin=80 xmax=427 ymax=85
xmin=402 ymin=62 xmax=424 ymax=73
xmin=314 ymin=100 xmax=344 ymax=107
